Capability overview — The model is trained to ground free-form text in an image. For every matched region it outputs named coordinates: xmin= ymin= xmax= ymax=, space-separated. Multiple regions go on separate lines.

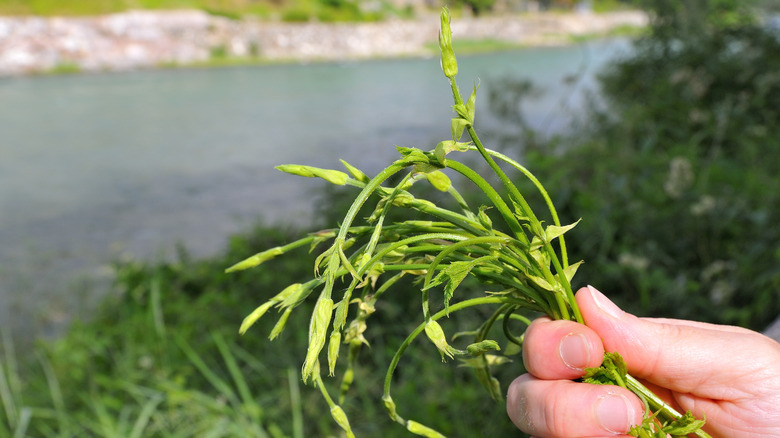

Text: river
xmin=0 ymin=38 xmax=631 ymax=343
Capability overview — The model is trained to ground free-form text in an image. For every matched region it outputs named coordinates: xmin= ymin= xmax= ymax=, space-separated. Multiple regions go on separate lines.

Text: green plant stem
xmin=501 ymin=306 xmax=529 ymax=347
xmin=346 ymin=177 xmax=486 ymax=236
xmin=483 ymin=148 xmax=569 ymax=266
xmin=382 ymin=296 xmax=519 ymax=418
xmin=449 ymin=77 xmax=541 ymax=242
xmin=446 ymin=78 xmax=583 ymax=324
xmin=444 ymin=159 xmax=527 ymax=243
xmin=625 ymin=375 xmax=713 ymax=438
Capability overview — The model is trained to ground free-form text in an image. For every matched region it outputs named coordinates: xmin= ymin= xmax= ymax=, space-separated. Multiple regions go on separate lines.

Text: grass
xmin=0 ymin=222 xmax=526 ymax=437
xmin=0 ymin=0 xmax=271 ymax=16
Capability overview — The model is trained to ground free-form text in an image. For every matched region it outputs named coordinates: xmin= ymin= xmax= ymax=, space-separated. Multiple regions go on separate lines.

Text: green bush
xmin=487 ymin=0 xmax=780 ymax=330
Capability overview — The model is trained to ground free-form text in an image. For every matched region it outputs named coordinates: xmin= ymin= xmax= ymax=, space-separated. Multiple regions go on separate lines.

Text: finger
xmin=523 ymin=317 xmax=605 ymax=380
xmin=577 ymin=285 xmax=780 ymax=399
xmin=506 ymin=374 xmax=643 ymax=438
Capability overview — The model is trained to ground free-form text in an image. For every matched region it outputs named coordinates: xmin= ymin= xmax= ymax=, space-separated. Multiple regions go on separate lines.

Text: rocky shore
xmin=0 ymin=10 xmax=647 ymax=76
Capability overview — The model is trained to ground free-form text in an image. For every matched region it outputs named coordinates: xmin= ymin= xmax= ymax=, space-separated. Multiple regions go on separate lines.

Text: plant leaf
xmin=465 ymin=80 xmax=479 ymax=122
xmin=544 ymin=219 xmax=581 ymax=243
xmin=662 ymin=411 xmax=706 ymax=436
xmin=424 ymin=255 xmax=497 ymax=313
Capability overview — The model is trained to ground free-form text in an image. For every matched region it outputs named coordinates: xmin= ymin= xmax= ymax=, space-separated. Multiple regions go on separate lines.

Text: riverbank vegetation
xmin=2 ymin=0 xmax=778 ymax=436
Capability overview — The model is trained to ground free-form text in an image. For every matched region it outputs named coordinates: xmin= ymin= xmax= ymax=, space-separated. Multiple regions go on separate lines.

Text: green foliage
xmin=0 ymin=0 xmax=379 ymax=19
xmin=0 ymin=225 xmax=319 ymax=436
xmin=1 ymin=223 xmax=524 ymax=436
xmin=451 ymin=0 xmax=495 ymax=16
xmin=488 ymin=0 xmax=780 ymax=330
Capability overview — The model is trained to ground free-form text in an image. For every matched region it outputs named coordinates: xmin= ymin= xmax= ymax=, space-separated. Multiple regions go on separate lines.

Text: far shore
xmin=0 ymin=10 xmax=647 ymax=76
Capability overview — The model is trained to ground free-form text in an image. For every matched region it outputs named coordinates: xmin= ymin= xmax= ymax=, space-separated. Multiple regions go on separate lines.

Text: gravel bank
xmin=0 ymin=10 xmax=647 ymax=76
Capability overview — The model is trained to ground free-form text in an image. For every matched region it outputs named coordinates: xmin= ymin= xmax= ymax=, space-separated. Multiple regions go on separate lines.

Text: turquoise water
xmin=0 ymin=39 xmax=631 ymax=340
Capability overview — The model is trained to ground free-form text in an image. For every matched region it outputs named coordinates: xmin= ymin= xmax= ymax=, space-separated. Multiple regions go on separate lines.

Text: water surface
xmin=0 ymin=39 xmax=631 ymax=341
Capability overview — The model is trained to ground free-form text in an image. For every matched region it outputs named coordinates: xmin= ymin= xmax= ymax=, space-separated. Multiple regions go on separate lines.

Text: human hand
xmin=506 ymin=285 xmax=780 ymax=438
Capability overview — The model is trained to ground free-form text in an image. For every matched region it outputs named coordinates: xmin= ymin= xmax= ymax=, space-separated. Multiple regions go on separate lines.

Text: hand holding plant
xmin=227 ymin=8 xmax=718 ymax=437
xmin=509 ymin=285 xmax=780 ymax=437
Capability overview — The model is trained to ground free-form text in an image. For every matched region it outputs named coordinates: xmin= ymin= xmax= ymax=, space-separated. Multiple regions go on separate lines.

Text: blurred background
xmin=0 ymin=0 xmax=778 ymax=436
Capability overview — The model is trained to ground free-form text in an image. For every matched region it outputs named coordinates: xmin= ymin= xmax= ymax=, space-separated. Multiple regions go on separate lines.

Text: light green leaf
xmin=434 ymin=140 xmax=472 ymax=163
xmin=424 ymin=255 xmax=497 ymax=313
xmin=527 ymin=274 xmax=554 ymax=291
xmin=561 ymin=260 xmax=583 ymax=283
xmin=396 ymin=146 xmax=430 ymax=164
xmin=465 ymin=80 xmax=479 ymax=122
xmin=528 ymin=246 xmax=551 ymax=272
xmin=544 ymin=219 xmax=581 ymax=243
xmin=662 ymin=411 xmax=706 ymax=436
xmin=450 ymin=117 xmax=470 ymax=141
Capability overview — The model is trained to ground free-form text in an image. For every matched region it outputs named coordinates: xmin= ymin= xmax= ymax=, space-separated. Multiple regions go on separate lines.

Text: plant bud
xmin=407 ymin=420 xmax=446 ymax=438
xmin=466 ymin=340 xmax=501 ymax=356
xmin=225 ymin=246 xmax=283 ymax=273
xmin=452 ymin=103 xmax=470 ymax=121
xmin=343 ymin=319 xmax=368 ymax=346
xmin=339 ymin=367 xmax=354 ymax=403
xmin=279 ymin=282 xmax=312 ymax=308
xmin=302 ymin=297 xmax=334 ymax=380
xmin=382 ymin=394 xmax=399 ymax=421
xmin=424 ymin=319 xmax=459 ymax=361
xmin=438 ymin=8 xmax=458 ymax=79
xmin=340 ymin=159 xmax=369 ymax=183
xmin=239 ymin=301 xmax=274 ymax=335
xmin=330 ymin=405 xmax=356 ymax=438
xmin=391 ymin=192 xmax=416 ymax=207
xmin=425 ymin=170 xmax=451 ymax=192
xmin=275 ymin=164 xmax=349 ymax=185
xmin=269 ymin=308 xmax=292 ymax=340
xmin=327 ymin=331 xmax=341 ymax=376
xmin=477 ymin=206 xmax=493 ymax=230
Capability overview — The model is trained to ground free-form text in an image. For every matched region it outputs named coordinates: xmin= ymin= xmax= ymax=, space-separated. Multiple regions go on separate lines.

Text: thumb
xmin=576 ymin=285 xmax=774 ymax=397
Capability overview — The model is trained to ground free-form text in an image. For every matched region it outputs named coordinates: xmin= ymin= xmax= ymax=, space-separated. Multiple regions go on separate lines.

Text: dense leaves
xmin=495 ymin=0 xmax=780 ymax=329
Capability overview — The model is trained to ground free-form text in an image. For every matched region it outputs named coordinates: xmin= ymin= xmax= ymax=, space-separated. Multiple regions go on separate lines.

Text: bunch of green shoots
xmin=227 ymin=8 xmax=710 ymax=438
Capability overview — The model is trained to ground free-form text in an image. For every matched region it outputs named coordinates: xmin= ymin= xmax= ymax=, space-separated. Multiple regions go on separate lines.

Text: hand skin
xmin=505 ymin=285 xmax=780 ymax=438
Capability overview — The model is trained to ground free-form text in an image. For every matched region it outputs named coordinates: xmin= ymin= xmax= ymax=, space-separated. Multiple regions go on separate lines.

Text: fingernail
xmin=587 ymin=285 xmax=623 ymax=319
xmin=594 ymin=392 xmax=634 ymax=434
xmin=558 ymin=332 xmax=590 ymax=370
